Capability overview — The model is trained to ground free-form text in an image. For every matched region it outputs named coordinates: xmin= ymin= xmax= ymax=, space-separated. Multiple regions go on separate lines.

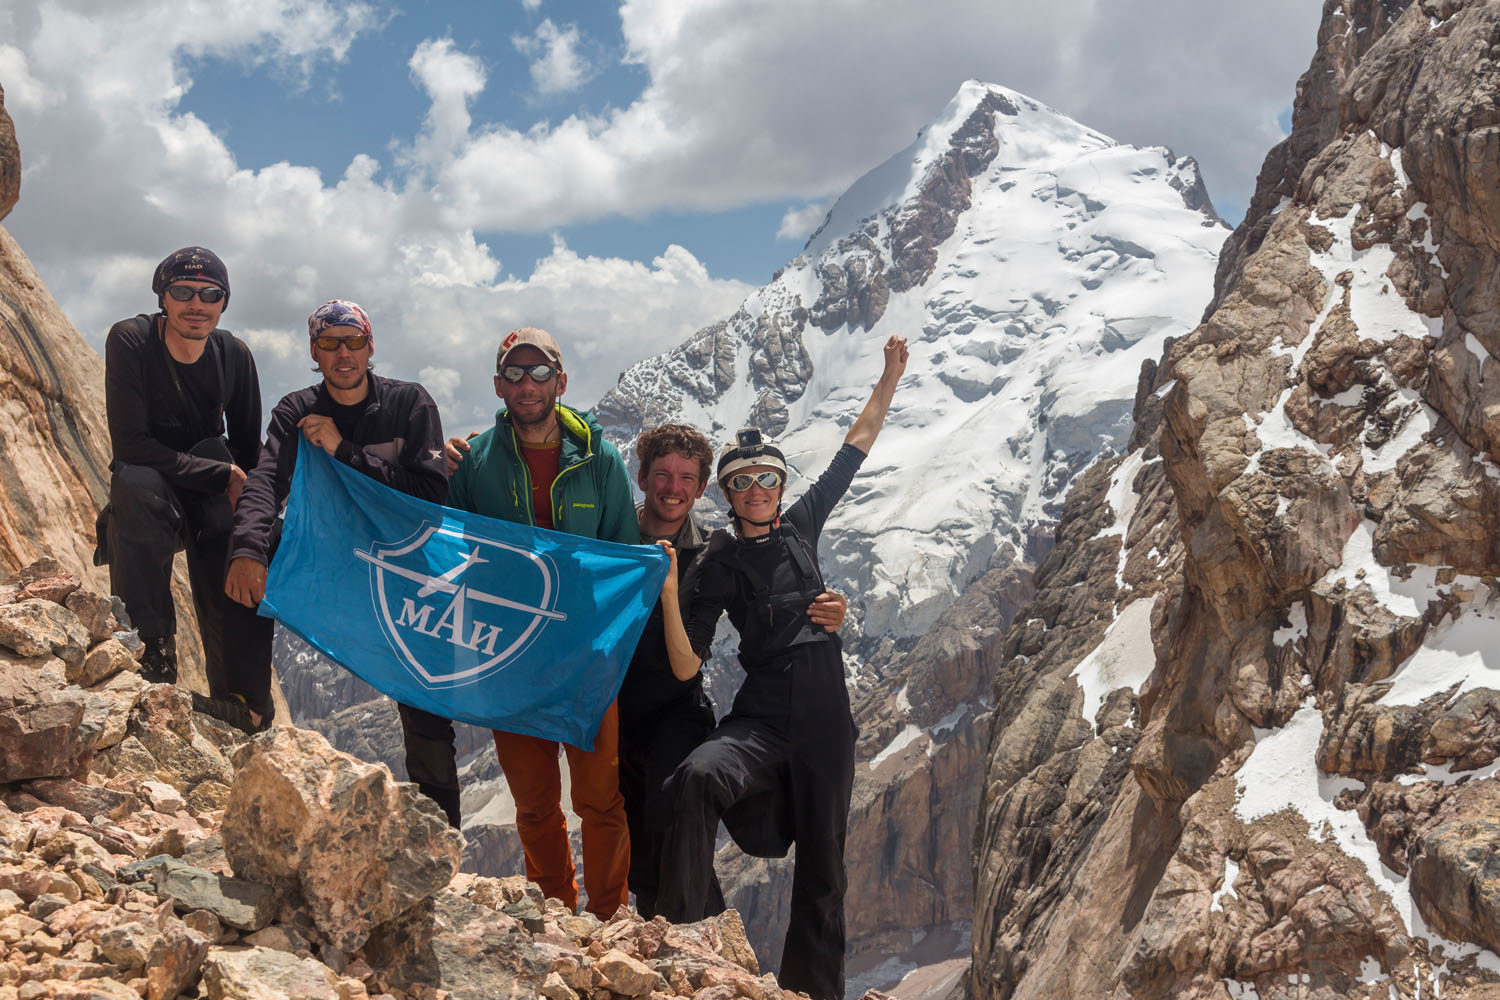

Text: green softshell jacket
xmin=447 ymin=403 xmax=637 ymax=545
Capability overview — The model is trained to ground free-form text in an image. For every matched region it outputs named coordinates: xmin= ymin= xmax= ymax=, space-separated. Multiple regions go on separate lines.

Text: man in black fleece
xmin=101 ymin=246 xmax=266 ymax=727
xmin=226 ymin=299 xmax=460 ymax=824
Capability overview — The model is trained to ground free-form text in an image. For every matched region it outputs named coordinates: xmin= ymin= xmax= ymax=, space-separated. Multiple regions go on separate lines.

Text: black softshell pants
xmin=397 ymin=703 xmax=462 ymax=828
xmin=619 ymin=692 xmax=720 ymax=918
xmin=657 ymin=643 xmax=856 ymax=1000
xmin=107 ymin=462 xmax=274 ymax=720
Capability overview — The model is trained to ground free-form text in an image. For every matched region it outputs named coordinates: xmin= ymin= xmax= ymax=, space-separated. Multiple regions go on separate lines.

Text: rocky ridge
xmin=0 ymin=556 xmax=836 ymax=1000
xmin=968 ymin=1 xmax=1500 ymax=998
xmin=0 ymin=84 xmax=261 ymax=699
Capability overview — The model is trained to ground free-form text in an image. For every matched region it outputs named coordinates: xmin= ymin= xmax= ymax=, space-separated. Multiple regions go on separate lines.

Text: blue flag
xmin=260 ymin=437 xmax=668 ymax=750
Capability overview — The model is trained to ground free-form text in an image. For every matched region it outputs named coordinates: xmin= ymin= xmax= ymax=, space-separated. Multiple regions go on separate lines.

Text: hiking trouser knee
xmin=107 ymin=465 xmax=184 ymax=639
xmin=657 ymin=718 xmax=783 ymax=923
xmin=494 ymin=729 xmax=575 ymax=910
xmin=620 ymin=703 xmax=716 ymax=918
xmin=562 ymin=701 xmax=630 ymax=920
xmin=398 ymin=702 xmax=460 ymax=828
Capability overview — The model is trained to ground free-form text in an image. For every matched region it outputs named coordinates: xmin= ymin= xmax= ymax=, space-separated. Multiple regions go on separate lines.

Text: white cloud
xmin=409 ymin=39 xmax=488 ymax=160
xmin=352 ymin=0 xmax=1318 ymax=236
xmin=520 ymin=0 xmax=542 ymax=10
xmin=1 ymin=0 xmax=1326 ymax=443
xmin=1 ymin=0 xmax=751 ymax=440
xmin=512 ymin=19 xmax=590 ymax=96
xmin=777 ymin=202 xmax=830 ymax=243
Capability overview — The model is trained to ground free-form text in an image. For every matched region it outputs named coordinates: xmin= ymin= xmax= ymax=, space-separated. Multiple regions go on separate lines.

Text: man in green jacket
xmin=447 ymin=326 xmax=636 ymax=919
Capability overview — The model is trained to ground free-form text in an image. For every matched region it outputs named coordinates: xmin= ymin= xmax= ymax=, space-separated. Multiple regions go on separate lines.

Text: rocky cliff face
xmin=0 ymin=558 xmax=793 ymax=1000
xmin=0 ymin=83 xmax=283 ymax=738
xmin=969 ymin=2 xmax=1500 ymax=998
xmin=0 ymin=87 xmax=109 ymax=583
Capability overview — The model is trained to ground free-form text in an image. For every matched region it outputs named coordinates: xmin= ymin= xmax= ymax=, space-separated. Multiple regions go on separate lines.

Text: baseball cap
xmin=496 ymin=327 xmax=563 ymax=370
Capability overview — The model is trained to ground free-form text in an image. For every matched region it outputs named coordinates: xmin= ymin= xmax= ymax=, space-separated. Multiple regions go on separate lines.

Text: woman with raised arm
xmin=654 ymin=335 xmax=908 ymax=1000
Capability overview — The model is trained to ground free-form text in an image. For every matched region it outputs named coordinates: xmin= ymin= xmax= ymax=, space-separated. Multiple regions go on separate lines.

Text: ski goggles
xmin=312 ymin=334 xmax=372 ymax=352
xmin=725 ymin=470 xmax=783 ymax=492
xmin=499 ymin=363 xmax=559 ymax=383
xmin=165 ymin=284 xmax=226 ymax=304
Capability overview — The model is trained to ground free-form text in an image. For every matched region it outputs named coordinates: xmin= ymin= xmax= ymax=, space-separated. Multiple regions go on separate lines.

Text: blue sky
xmin=0 ymin=0 xmax=1322 ymax=430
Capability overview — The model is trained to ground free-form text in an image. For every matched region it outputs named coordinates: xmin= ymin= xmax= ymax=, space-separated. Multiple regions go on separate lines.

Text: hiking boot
xmin=138 ymin=636 xmax=178 ymax=684
xmin=190 ymin=691 xmax=269 ymax=735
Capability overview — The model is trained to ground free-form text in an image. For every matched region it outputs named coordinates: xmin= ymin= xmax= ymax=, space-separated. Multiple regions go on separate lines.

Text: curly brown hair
xmin=635 ymin=423 xmax=713 ymax=486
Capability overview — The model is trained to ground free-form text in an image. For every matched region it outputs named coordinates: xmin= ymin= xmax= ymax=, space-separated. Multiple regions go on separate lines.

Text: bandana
xmin=308 ymin=300 xmax=373 ymax=340
xmin=152 ymin=246 xmax=230 ymax=305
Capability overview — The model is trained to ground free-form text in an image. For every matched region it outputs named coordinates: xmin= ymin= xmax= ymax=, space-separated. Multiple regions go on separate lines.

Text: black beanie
xmin=152 ymin=246 xmax=230 ymax=309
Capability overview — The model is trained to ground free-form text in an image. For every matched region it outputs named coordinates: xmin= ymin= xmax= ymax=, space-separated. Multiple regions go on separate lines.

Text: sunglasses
xmin=312 ymin=334 xmax=371 ymax=352
xmin=499 ymin=363 xmax=559 ymax=383
xmin=165 ymin=284 xmax=225 ymax=304
xmin=726 ymin=471 xmax=783 ymax=492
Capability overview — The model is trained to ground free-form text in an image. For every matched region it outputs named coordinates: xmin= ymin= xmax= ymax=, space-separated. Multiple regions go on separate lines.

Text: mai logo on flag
xmin=354 ymin=523 xmax=568 ymax=688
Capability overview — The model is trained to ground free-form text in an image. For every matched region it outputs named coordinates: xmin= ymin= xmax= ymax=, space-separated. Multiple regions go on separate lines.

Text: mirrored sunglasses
xmin=165 ymin=284 xmax=226 ymax=304
xmin=726 ymin=470 xmax=783 ymax=492
xmin=500 ymin=363 xmax=559 ymax=383
xmin=312 ymin=334 xmax=371 ymax=352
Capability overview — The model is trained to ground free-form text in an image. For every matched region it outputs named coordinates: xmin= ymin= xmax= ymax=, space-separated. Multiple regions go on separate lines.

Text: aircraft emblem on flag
xmin=354 ymin=523 xmax=569 ymax=688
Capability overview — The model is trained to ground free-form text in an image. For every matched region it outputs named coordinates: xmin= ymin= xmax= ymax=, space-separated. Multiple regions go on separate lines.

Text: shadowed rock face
xmin=0 ymin=569 xmax=786 ymax=998
xmin=0 ymin=85 xmax=229 ymax=687
xmin=970 ymin=2 xmax=1500 ymax=998
xmin=0 ymin=85 xmax=18 ymax=222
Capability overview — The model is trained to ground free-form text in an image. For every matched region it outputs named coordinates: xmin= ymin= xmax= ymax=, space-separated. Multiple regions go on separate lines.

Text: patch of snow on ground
xmin=1236 ymin=704 xmax=1500 ymax=974
xmin=1245 ymin=385 xmax=1333 ymax=476
xmin=1397 ymin=757 xmax=1500 ymax=788
xmin=1319 ymin=520 xmax=1424 ymax=618
xmin=1467 ymin=333 xmax=1490 ymax=363
xmin=1309 ymin=204 xmax=1443 ymax=345
xmin=1096 ymin=450 xmax=1147 ymax=541
xmin=1071 ymin=595 xmax=1158 ymax=730
xmin=1329 ymin=384 xmax=1366 ymax=406
xmin=1407 ymin=201 xmax=1451 ymax=281
xmin=1378 ymin=584 xmax=1500 ymax=707
xmin=1363 ymin=388 xmax=1437 ymax=474
xmin=1211 ymin=857 xmax=1240 ymax=913
xmin=1093 ymin=449 xmax=1154 ymax=593
xmin=1274 ymin=603 xmax=1308 ymax=647
xmin=1224 ymin=980 xmax=1261 ymax=999
xmin=930 ymin=702 xmax=972 ymax=740
xmin=870 ymin=723 xmax=923 ymax=769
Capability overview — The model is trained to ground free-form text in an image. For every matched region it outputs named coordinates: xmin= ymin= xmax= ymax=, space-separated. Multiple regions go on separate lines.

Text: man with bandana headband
xmin=226 ymin=299 xmax=459 ymax=823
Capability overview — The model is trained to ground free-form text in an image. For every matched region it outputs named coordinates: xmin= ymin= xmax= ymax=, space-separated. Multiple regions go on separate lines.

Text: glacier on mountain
xmin=598 ymin=80 xmax=1229 ymax=647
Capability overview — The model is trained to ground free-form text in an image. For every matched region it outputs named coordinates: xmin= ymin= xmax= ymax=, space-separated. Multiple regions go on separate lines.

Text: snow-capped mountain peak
xmin=598 ymin=80 xmax=1227 ymax=651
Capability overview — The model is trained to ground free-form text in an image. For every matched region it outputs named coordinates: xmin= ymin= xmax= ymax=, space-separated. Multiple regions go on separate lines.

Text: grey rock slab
xmin=151 ymin=857 xmax=278 ymax=932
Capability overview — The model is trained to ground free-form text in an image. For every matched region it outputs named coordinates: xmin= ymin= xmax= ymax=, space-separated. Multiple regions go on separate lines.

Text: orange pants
xmin=492 ymin=701 xmax=630 ymax=919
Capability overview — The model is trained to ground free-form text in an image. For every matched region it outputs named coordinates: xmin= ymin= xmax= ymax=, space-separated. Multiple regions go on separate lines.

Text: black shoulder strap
xmin=779 ymin=519 xmax=824 ymax=591
xmin=146 ymin=314 xmax=227 ymax=439
xmin=706 ymin=523 xmax=825 ymax=628
xmin=207 ymin=330 xmax=228 ymax=432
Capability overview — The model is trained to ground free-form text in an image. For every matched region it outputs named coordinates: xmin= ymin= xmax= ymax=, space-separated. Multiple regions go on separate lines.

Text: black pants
xmin=107 ymin=462 xmax=274 ymax=720
xmin=657 ymin=643 xmax=856 ymax=1000
xmin=619 ymin=691 xmax=719 ymax=918
xmin=398 ymin=702 xmax=461 ymax=828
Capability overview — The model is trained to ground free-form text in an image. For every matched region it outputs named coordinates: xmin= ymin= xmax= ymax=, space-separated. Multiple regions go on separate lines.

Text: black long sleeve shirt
xmin=230 ymin=373 xmax=449 ymax=565
xmin=684 ymin=444 xmax=865 ymax=669
xmin=104 ymin=313 xmax=262 ymax=493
